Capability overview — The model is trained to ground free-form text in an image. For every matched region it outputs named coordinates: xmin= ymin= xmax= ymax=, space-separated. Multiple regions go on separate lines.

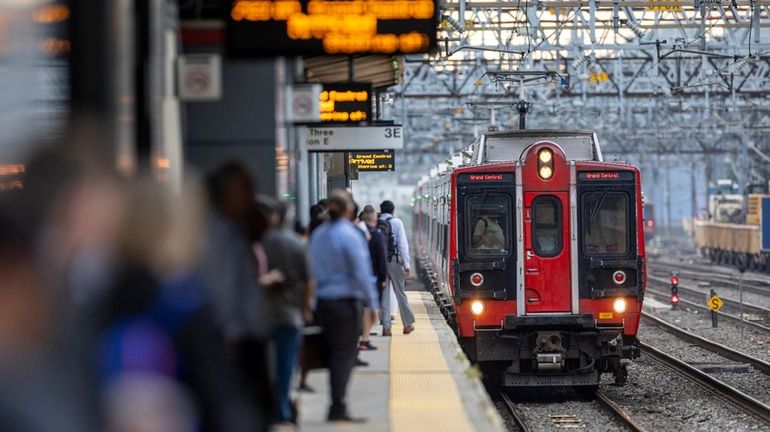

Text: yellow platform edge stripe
xmin=389 ymin=292 xmax=475 ymax=432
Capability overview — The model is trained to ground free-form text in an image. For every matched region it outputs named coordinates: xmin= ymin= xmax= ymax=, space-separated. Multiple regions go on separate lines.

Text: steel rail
xmin=648 ymin=267 xmax=770 ymax=297
xmin=649 ymin=260 xmax=770 ymax=291
xmin=644 ymin=286 xmax=770 ymax=333
xmin=641 ymin=312 xmax=770 ymax=375
xmin=641 ymin=342 xmax=770 ymax=427
xmin=501 ymin=390 xmax=649 ymax=432
xmin=500 ymin=392 xmax=531 ymax=432
xmin=647 ymin=274 xmax=770 ymax=323
xmin=595 ymin=391 xmax=649 ymax=432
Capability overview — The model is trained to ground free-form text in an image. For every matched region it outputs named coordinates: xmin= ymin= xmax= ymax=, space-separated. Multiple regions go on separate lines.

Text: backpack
xmin=377 ymin=216 xmax=398 ymax=260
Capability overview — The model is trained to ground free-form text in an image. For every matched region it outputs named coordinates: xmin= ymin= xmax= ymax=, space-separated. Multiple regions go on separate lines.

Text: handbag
xmin=301 ymin=325 xmax=327 ymax=370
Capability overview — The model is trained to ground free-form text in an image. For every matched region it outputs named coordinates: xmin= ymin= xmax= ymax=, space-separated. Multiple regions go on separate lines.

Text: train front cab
xmin=454 ymin=142 xmax=644 ymax=388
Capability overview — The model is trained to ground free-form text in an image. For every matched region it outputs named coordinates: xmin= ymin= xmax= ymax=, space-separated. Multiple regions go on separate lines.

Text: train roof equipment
xmin=470 ymin=129 xmax=603 ymax=165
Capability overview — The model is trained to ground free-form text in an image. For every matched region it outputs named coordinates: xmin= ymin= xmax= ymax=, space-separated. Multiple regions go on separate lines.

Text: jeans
xmin=271 ymin=326 xmax=302 ymax=422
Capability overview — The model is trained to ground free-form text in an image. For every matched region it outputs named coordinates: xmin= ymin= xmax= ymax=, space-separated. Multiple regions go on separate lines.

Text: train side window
xmin=531 ymin=196 xmax=563 ymax=258
xmin=582 ymin=192 xmax=629 ymax=255
xmin=465 ymin=194 xmax=511 ymax=257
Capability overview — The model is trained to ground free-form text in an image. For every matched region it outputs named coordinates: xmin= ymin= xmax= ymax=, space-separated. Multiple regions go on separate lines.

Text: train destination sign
xmin=578 ymin=171 xmax=634 ymax=181
xmin=227 ymin=0 xmax=437 ymax=56
xmin=300 ymin=125 xmax=403 ymax=151
xmin=348 ymin=150 xmax=394 ymax=171
xmin=458 ymin=173 xmax=513 ymax=183
xmin=321 ymin=83 xmax=372 ymax=123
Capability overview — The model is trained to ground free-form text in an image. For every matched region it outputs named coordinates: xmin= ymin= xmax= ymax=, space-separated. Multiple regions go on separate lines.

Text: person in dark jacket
xmin=359 ymin=206 xmax=387 ymax=350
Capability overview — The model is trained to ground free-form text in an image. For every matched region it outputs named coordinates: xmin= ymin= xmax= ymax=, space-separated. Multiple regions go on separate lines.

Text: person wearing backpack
xmin=377 ymin=200 xmax=415 ymax=336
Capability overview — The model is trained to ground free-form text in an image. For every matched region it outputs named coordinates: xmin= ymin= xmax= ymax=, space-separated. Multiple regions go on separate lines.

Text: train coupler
xmin=613 ymin=361 xmax=630 ymax=386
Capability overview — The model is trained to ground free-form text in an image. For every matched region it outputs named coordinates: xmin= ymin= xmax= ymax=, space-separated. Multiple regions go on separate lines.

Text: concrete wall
xmin=183 ymin=57 xmax=277 ymax=196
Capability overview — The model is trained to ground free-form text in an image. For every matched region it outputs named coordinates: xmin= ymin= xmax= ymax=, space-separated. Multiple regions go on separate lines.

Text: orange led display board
xmin=227 ymin=0 xmax=437 ymax=56
xmin=321 ymin=83 xmax=371 ymax=123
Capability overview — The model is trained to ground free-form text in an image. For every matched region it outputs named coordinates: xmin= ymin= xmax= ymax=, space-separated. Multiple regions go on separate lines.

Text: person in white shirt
xmin=378 ymin=200 xmax=415 ymax=336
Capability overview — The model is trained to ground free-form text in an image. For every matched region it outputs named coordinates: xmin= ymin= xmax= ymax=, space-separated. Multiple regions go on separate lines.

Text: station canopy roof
xmin=304 ymin=55 xmax=401 ymax=90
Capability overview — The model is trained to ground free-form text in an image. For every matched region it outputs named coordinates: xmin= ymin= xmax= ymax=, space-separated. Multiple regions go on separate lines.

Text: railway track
xmin=649 ymin=259 xmax=770 ymax=295
xmin=641 ymin=311 xmax=770 ymax=375
xmin=640 ymin=342 xmax=770 ymax=427
xmin=500 ymin=390 xmax=648 ymax=432
xmin=644 ymin=282 xmax=770 ymax=333
xmin=646 ymin=274 xmax=770 ymax=330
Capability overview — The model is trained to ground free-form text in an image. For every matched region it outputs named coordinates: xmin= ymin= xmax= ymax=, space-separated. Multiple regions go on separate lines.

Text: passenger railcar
xmin=413 ymin=130 xmax=646 ymax=389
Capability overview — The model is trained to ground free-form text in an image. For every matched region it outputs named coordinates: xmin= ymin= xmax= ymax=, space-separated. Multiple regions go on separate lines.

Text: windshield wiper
xmin=469 ymin=189 xmax=490 ymax=232
xmin=589 ymin=191 xmax=608 ymax=223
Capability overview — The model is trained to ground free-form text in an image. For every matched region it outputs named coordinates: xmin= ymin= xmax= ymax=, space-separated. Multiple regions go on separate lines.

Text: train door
xmin=523 ymin=191 xmax=572 ymax=313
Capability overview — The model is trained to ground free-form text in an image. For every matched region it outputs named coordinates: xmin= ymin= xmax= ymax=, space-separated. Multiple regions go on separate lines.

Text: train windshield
xmin=466 ymin=194 xmax=511 ymax=257
xmin=582 ymin=192 xmax=629 ymax=255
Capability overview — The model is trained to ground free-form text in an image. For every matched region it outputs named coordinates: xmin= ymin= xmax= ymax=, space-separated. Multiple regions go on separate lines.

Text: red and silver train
xmin=413 ymin=130 xmax=646 ymax=389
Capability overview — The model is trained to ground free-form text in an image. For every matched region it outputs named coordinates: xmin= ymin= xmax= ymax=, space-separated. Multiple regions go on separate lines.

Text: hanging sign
xmin=347 ymin=150 xmax=395 ymax=171
xmin=301 ymin=125 xmax=403 ymax=151
xmin=227 ymin=0 xmax=437 ymax=56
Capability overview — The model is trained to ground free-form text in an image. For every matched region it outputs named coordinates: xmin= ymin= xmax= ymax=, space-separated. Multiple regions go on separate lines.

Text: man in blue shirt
xmin=309 ymin=191 xmax=377 ymax=422
xmin=379 ymin=200 xmax=416 ymax=336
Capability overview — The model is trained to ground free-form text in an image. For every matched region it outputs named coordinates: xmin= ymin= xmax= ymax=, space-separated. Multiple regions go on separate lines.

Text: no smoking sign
xmin=178 ymin=54 xmax=222 ymax=101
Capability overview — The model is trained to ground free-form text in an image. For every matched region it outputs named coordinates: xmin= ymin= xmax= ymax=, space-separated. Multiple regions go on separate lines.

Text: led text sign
xmin=348 ymin=150 xmax=394 ymax=171
xmin=578 ymin=171 xmax=635 ymax=181
xmin=458 ymin=173 xmax=513 ymax=183
xmin=227 ymin=0 xmax=437 ymax=56
xmin=321 ymin=83 xmax=371 ymax=123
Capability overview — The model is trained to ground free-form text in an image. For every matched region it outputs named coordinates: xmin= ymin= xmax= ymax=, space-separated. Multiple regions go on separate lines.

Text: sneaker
xmin=355 ymin=357 xmax=369 ymax=367
xmin=382 ymin=328 xmax=392 ymax=337
xmin=358 ymin=341 xmax=378 ymax=351
xmin=403 ymin=324 xmax=415 ymax=335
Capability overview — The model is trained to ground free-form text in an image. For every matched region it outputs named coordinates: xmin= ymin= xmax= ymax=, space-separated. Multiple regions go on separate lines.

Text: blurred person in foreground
xmin=200 ymin=162 xmax=270 ymax=430
xmin=378 ymin=200 xmax=415 ymax=336
xmin=91 ymin=179 xmax=260 ymax=432
xmin=359 ymin=206 xmax=388 ymax=351
xmin=308 ymin=191 xmax=376 ymax=422
xmin=308 ymin=202 xmax=327 ymax=236
xmin=0 ymin=150 xmax=96 ymax=432
xmin=257 ymin=196 xmax=314 ymax=425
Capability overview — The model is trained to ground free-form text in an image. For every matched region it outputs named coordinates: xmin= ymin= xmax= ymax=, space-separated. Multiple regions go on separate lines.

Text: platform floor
xmin=296 ymin=283 xmax=504 ymax=432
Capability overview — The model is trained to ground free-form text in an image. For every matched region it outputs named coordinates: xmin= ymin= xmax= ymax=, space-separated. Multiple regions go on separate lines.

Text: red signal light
xmin=671 ymin=294 xmax=680 ymax=303
xmin=612 ymin=270 xmax=627 ymax=285
xmin=470 ymin=273 xmax=484 ymax=287
xmin=646 ymin=220 xmax=654 ymax=228
xmin=670 ymin=276 xmax=679 ymax=286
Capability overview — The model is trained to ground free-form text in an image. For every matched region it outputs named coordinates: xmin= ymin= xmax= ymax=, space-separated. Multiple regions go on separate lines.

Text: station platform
xmin=296 ymin=281 xmax=504 ymax=432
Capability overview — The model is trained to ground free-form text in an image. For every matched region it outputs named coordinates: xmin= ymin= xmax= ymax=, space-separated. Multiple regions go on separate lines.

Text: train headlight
xmin=612 ymin=298 xmax=628 ymax=314
xmin=538 ymin=148 xmax=553 ymax=163
xmin=538 ymin=165 xmax=553 ymax=180
xmin=470 ymin=300 xmax=485 ymax=316
xmin=537 ymin=149 xmax=554 ymax=180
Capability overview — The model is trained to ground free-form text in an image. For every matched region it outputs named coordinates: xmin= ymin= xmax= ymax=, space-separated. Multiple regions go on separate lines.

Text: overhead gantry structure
xmin=386 ymin=0 xmax=770 ymax=187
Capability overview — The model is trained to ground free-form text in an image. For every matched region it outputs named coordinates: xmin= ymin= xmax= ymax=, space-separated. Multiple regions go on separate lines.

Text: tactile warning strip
xmin=390 ymin=292 xmax=474 ymax=432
